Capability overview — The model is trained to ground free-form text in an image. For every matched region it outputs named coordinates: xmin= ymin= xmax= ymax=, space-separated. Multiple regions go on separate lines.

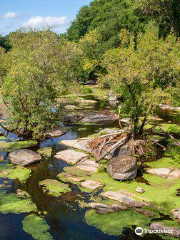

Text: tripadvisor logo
xmin=135 ymin=227 xmax=144 ymax=236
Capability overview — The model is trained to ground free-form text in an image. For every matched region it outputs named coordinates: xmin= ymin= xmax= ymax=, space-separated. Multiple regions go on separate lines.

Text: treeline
xmin=0 ymin=0 xmax=179 ymax=139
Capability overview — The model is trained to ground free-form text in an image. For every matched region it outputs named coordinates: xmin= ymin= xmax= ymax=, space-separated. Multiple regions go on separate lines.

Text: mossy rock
xmin=22 ymin=214 xmax=53 ymax=240
xmin=38 ymin=147 xmax=52 ymax=158
xmin=0 ymin=140 xmax=38 ymax=152
xmin=39 ymin=179 xmax=71 ymax=197
xmin=0 ymin=191 xmax=37 ymax=214
xmin=85 ymin=209 xmax=151 ymax=236
xmin=0 ymin=164 xmax=31 ymax=183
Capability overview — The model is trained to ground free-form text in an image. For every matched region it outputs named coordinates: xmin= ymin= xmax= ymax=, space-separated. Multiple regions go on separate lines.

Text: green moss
xmin=22 ymin=214 xmax=53 ymax=240
xmin=0 ymin=165 xmax=31 ymax=183
xmin=0 ymin=140 xmax=38 ymax=152
xmin=38 ymin=147 xmax=52 ymax=158
xmin=0 ymin=191 xmax=37 ymax=214
xmin=85 ymin=209 xmax=151 ymax=236
xmin=160 ymin=123 xmax=180 ymax=134
xmin=39 ymin=179 xmax=71 ymax=197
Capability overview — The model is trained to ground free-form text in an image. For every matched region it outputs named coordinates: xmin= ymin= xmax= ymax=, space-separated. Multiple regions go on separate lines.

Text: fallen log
xmin=159 ymin=127 xmax=180 ymax=147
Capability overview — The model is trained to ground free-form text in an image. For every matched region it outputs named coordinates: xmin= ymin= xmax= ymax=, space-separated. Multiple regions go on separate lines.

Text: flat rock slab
xmin=150 ymin=222 xmax=180 ymax=238
xmin=101 ymin=191 xmax=146 ymax=208
xmin=61 ymin=139 xmax=91 ymax=153
xmin=8 ymin=149 xmax=42 ymax=166
xmin=0 ymin=154 xmax=5 ymax=162
xmin=76 ymin=160 xmax=99 ymax=173
xmin=55 ymin=149 xmax=88 ymax=165
xmin=89 ymin=202 xmax=127 ymax=214
xmin=81 ymin=114 xmax=117 ymax=124
xmin=146 ymin=168 xmax=171 ymax=178
xmin=81 ymin=180 xmax=104 ymax=191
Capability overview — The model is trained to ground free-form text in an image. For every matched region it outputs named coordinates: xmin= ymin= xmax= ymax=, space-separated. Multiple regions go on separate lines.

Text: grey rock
xmin=167 ymin=169 xmax=180 ymax=180
xmin=81 ymin=180 xmax=104 ymax=191
xmin=76 ymin=160 xmax=99 ymax=173
xmin=9 ymin=149 xmax=42 ymax=166
xmin=45 ymin=127 xmax=67 ymax=138
xmin=0 ymin=154 xmax=5 ymax=162
xmin=89 ymin=202 xmax=127 ymax=214
xmin=146 ymin=168 xmax=171 ymax=178
xmin=172 ymin=209 xmax=180 ymax=220
xmin=136 ymin=187 xmax=145 ymax=194
xmin=81 ymin=114 xmax=117 ymax=124
xmin=150 ymin=222 xmax=180 ymax=238
xmin=107 ymin=156 xmax=137 ymax=180
xmin=55 ymin=149 xmax=88 ymax=165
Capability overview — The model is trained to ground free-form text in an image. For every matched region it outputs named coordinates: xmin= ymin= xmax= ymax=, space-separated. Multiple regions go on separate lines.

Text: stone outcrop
xmin=45 ymin=127 xmax=68 ymax=138
xmin=55 ymin=149 xmax=89 ymax=165
xmin=9 ymin=149 xmax=42 ymax=166
xmin=81 ymin=114 xmax=118 ymax=124
xmin=107 ymin=156 xmax=137 ymax=180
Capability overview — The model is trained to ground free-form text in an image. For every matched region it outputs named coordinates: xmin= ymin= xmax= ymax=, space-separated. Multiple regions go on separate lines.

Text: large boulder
xmin=107 ymin=156 xmax=137 ymax=180
xmin=150 ymin=222 xmax=180 ymax=238
xmin=45 ymin=127 xmax=67 ymax=138
xmin=9 ymin=149 xmax=42 ymax=166
xmin=55 ymin=149 xmax=89 ymax=165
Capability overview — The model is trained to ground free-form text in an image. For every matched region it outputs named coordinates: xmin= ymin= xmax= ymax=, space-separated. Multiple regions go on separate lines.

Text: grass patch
xmin=23 ymin=214 xmax=53 ymax=240
xmin=39 ymin=179 xmax=71 ymax=197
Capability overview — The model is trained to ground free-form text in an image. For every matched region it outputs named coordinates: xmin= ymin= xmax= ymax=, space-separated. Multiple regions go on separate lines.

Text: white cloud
xmin=22 ymin=16 xmax=70 ymax=29
xmin=2 ymin=12 xmax=18 ymax=20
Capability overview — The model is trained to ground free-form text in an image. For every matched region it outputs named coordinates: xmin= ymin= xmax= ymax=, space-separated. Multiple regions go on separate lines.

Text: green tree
xmin=1 ymin=30 xmax=63 ymax=139
xmin=100 ymin=26 xmax=179 ymax=138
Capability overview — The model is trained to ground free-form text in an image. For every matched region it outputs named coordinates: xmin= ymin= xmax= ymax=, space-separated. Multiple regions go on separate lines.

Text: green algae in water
xmin=38 ymin=147 xmax=52 ymax=158
xmin=23 ymin=214 xmax=53 ymax=240
xmin=0 ymin=191 xmax=37 ymax=214
xmin=0 ymin=139 xmax=38 ymax=152
xmin=39 ymin=179 xmax=71 ymax=197
xmin=85 ymin=209 xmax=151 ymax=236
xmin=0 ymin=164 xmax=31 ymax=183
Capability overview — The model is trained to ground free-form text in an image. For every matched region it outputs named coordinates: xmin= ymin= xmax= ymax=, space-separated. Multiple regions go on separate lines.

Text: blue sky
xmin=0 ymin=0 xmax=91 ymax=35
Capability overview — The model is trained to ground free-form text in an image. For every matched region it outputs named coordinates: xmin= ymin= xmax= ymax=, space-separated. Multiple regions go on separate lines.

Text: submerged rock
xmin=39 ymin=179 xmax=71 ymax=197
xmin=76 ymin=160 xmax=99 ymax=173
xmin=9 ymin=149 xmax=42 ymax=166
xmin=55 ymin=149 xmax=89 ymax=165
xmin=101 ymin=191 xmax=146 ymax=208
xmin=150 ymin=222 xmax=180 ymax=238
xmin=107 ymin=156 xmax=137 ymax=180
xmin=81 ymin=180 xmax=104 ymax=191
xmin=89 ymin=202 xmax=127 ymax=214
xmin=146 ymin=168 xmax=171 ymax=178
xmin=16 ymin=189 xmax=30 ymax=199
xmin=37 ymin=147 xmax=52 ymax=158
xmin=0 ymin=154 xmax=5 ymax=162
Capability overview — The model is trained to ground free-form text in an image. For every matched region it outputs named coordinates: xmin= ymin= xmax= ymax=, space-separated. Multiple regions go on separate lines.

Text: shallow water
xmin=0 ymin=122 xmax=166 ymax=240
